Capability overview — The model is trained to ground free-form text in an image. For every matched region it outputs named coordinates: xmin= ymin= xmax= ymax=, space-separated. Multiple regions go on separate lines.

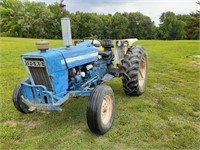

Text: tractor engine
xmin=68 ymin=64 xmax=96 ymax=91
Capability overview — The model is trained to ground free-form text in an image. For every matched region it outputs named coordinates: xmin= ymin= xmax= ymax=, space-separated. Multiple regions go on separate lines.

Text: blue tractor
xmin=12 ymin=0 xmax=148 ymax=135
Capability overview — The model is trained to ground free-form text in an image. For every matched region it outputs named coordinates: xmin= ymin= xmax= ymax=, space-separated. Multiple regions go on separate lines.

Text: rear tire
xmin=12 ymin=78 xmax=34 ymax=114
xmin=87 ymin=85 xmax=115 ymax=135
xmin=121 ymin=46 xmax=148 ymax=96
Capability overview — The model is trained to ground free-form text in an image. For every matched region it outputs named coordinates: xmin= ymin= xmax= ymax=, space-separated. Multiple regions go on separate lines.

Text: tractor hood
xmin=21 ymin=42 xmax=98 ymax=72
xmin=60 ymin=42 xmax=99 ymax=68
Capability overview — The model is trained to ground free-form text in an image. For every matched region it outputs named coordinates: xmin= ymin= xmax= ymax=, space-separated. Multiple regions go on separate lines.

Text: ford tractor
xmin=12 ymin=0 xmax=148 ymax=135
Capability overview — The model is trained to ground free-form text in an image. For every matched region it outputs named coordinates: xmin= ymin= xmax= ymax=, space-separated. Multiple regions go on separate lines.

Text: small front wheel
xmin=12 ymin=78 xmax=34 ymax=114
xmin=87 ymin=85 xmax=115 ymax=135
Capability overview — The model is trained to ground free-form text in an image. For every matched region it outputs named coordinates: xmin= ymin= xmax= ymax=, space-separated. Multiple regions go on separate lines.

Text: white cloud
xmin=30 ymin=0 xmax=199 ymax=25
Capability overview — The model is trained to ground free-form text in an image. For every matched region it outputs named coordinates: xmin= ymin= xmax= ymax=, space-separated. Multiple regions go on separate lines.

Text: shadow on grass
xmin=44 ymin=97 xmax=88 ymax=127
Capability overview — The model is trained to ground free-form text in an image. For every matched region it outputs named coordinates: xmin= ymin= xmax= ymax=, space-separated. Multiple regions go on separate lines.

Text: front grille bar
xmin=24 ymin=57 xmax=53 ymax=91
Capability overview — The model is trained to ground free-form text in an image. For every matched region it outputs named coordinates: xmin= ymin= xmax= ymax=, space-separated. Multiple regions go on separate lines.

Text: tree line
xmin=0 ymin=0 xmax=199 ymax=40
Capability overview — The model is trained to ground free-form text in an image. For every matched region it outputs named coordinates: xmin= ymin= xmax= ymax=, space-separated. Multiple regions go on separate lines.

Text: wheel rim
xmin=101 ymin=95 xmax=113 ymax=125
xmin=138 ymin=55 xmax=147 ymax=87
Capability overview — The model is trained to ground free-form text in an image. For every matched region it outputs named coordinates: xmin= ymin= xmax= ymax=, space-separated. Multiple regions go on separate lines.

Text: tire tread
xmin=121 ymin=46 xmax=148 ymax=96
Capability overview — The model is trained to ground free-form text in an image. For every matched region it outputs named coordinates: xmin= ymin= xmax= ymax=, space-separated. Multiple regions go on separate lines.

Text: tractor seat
xmin=101 ymin=39 xmax=114 ymax=48
xmin=98 ymin=50 xmax=112 ymax=57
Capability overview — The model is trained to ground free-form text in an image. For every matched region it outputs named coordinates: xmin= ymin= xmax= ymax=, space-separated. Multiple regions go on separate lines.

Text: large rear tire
xmin=121 ymin=46 xmax=148 ymax=96
xmin=12 ymin=78 xmax=34 ymax=114
xmin=87 ymin=85 xmax=115 ymax=135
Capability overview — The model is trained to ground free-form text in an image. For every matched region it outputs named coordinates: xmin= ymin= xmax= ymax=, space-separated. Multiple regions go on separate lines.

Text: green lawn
xmin=0 ymin=37 xmax=199 ymax=149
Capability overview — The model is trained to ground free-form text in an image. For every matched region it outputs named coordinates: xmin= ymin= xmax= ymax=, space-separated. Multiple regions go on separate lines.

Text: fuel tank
xmin=60 ymin=42 xmax=99 ymax=68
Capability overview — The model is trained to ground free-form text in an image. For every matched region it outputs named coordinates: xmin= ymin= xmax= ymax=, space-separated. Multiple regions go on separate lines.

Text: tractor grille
xmin=24 ymin=57 xmax=53 ymax=91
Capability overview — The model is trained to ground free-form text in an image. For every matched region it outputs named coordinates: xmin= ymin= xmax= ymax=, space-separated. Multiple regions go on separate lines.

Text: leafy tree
xmin=159 ymin=11 xmax=186 ymax=40
xmin=26 ymin=2 xmax=54 ymax=38
xmin=0 ymin=0 xmax=55 ymax=38
xmin=0 ymin=0 xmax=23 ymax=37
xmin=125 ymin=12 xmax=156 ymax=39
xmin=71 ymin=12 xmax=102 ymax=39
xmin=111 ymin=12 xmax=129 ymax=39
xmin=99 ymin=14 xmax=112 ymax=39
xmin=177 ymin=14 xmax=194 ymax=39
xmin=186 ymin=1 xmax=200 ymax=39
xmin=47 ymin=2 xmax=63 ymax=39
xmin=70 ymin=12 xmax=80 ymax=39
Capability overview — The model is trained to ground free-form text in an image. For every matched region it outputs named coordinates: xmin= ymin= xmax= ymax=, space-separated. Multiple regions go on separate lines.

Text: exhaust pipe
xmin=60 ymin=0 xmax=72 ymax=47
xmin=61 ymin=18 xmax=72 ymax=47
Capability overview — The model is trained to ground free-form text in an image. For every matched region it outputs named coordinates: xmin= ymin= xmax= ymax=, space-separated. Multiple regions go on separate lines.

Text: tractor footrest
xmin=101 ymin=74 xmax=114 ymax=82
xmin=108 ymin=68 xmax=121 ymax=77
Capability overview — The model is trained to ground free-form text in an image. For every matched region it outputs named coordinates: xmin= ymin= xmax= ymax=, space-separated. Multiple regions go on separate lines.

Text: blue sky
xmin=31 ymin=0 xmax=199 ymax=25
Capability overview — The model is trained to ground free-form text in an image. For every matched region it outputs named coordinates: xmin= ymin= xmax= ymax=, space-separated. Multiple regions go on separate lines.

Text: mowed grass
xmin=0 ymin=37 xmax=199 ymax=149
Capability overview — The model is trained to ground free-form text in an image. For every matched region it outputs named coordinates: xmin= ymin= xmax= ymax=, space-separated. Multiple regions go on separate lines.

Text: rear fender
xmin=114 ymin=38 xmax=138 ymax=67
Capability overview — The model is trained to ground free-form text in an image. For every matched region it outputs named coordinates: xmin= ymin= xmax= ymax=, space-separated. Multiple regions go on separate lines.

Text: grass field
xmin=0 ymin=37 xmax=199 ymax=149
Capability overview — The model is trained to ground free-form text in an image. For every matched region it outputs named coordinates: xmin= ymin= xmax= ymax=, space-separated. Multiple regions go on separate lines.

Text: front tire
xmin=12 ymin=78 xmax=34 ymax=114
xmin=87 ymin=85 xmax=115 ymax=135
xmin=121 ymin=46 xmax=148 ymax=96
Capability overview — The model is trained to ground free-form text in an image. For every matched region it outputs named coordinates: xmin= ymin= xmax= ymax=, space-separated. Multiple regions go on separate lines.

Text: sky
xmin=31 ymin=0 xmax=199 ymax=26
